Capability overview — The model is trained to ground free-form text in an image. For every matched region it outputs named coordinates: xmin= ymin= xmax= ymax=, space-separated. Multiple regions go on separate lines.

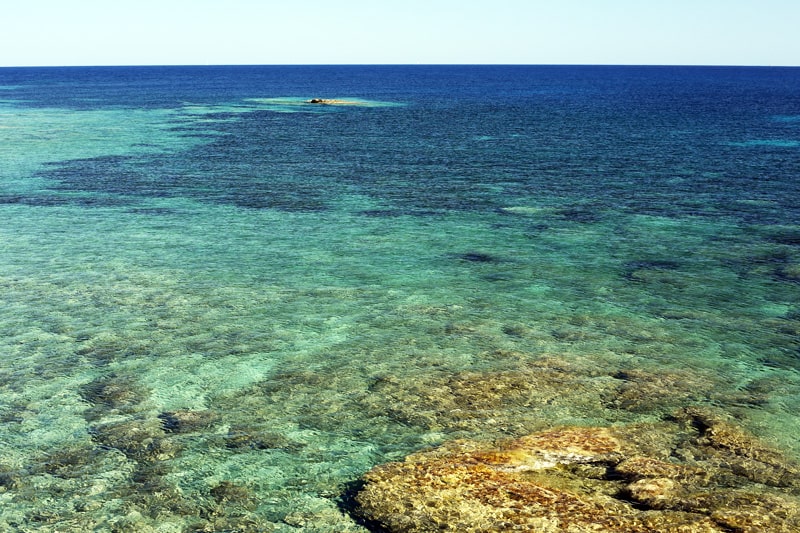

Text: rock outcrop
xmin=354 ymin=408 xmax=800 ymax=532
xmin=307 ymin=98 xmax=365 ymax=105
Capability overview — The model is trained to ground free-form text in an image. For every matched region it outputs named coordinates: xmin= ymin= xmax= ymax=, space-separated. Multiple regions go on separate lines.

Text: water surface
xmin=1 ymin=65 xmax=799 ymax=531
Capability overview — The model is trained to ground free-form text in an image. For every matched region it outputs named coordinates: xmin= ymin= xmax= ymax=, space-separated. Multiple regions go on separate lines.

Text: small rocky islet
xmin=352 ymin=407 xmax=800 ymax=532
xmin=307 ymin=98 xmax=368 ymax=105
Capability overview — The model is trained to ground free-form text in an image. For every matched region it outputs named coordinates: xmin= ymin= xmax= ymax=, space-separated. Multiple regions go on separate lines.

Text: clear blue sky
xmin=2 ymin=0 xmax=798 ymax=67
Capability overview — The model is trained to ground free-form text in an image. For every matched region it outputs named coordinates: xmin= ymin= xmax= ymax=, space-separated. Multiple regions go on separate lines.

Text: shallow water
xmin=1 ymin=65 xmax=799 ymax=531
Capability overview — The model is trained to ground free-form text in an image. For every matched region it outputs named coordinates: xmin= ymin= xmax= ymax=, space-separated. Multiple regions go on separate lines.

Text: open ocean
xmin=1 ymin=65 xmax=800 ymax=531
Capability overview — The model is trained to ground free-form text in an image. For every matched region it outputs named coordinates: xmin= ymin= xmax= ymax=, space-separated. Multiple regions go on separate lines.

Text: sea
xmin=1 ymin=65 xmax=799 ymax=531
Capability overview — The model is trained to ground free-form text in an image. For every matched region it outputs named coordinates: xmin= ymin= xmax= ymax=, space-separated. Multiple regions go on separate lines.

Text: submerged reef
xmin=354 ymin=408 xmax=800 ymax=532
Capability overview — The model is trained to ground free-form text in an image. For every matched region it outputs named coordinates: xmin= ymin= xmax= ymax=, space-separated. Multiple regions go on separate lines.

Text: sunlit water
xmin=1 ymin=65 xmax=799 ymax=531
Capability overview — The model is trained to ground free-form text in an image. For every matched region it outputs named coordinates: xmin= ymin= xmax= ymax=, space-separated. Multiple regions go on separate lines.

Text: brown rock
xmin=615 ymin=456 xmax=704 ymax=481
xmin=357 ymin=457 xmax=646 ymax=532
xmin=306 ymin=98 xmax=365 ymax=105
xmin=609 ymin=369 xmax=709 ymax=413
xmin=680 ymin=406 xmax=800 ymax=487
xmin=361 ymin=367 xmax=604 ymax=435
xmin=354 ymin=424 xmax=800 ymax=532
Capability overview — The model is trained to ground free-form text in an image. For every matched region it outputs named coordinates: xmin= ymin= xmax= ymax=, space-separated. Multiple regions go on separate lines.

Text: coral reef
xmin=354 ymin=410 xmax=800 ymax=532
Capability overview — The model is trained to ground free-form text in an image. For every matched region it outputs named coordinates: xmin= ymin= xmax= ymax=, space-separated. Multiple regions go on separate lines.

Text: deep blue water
xmin=4 ymin=65 xmax=799 ymax=219
xmin=1 ymin=65 xmax=799 ymax=531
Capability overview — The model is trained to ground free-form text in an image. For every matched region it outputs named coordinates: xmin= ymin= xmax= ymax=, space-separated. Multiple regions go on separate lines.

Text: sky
xmin=1 ymin=0 xmax=799 ymax=67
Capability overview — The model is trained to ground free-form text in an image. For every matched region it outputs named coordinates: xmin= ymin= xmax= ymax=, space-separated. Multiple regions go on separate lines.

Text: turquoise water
xmin=1 ymin=66 xmax=799 ymax=531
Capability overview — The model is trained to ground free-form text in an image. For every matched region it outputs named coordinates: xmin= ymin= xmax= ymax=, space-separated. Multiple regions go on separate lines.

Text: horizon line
xmin=1 ymin=62 xmax=799 ymax=69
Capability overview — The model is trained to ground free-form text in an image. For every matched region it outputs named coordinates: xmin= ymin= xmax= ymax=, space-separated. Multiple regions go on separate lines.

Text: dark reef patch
xmin=89 ymin=418 xmax=179 ymax=463
xmin=224 ymin=427 xmax=305 ymax=452
xmin=158 ymin=409 xmax=219 ymax=434
xmin=482 ymin=272 xmax=514 ymax=282
xmin=39 ymin=155 xmax=141 ymax=195
xmin=554 ymin=205 xmax=603 ymax=223
xmin=79 ymin=374 xmax=151 ymax=420
xmin=209 ymin=481 xmax=257 ymax=509
xmin=0 ymin=470 xmax=22 ymax=491
xmin=767 ymin=229 xmax=800 ymax=247
xmin=458 ymin=252 xmax=502 ymax=263
xmin=359 ymin=208 xmax=442 ymax=218
xmin=0 ymin=193 xmax=130 ymax=208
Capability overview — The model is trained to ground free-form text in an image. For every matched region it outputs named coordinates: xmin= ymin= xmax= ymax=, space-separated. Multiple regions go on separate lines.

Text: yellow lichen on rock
xmin=469 ymin=427 xmax=624 ymax=472
xmin=616 ymin=456 xmax=703 ymax=481
xmin=511 ymin=426 xmax=622 ymax=459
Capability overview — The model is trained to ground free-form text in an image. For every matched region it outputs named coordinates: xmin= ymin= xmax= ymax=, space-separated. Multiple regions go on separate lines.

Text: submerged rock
xmin=361 ymin=365 xmax=608 ymax=436
xmin=157 ymin=409 xmax=218 ymax=434
xmin=608 ymin=369 xmax=709 ymax=413
xmin=459 ymin=252 xmax=501 ymax=263
xmin=89 ymin=417 xmax=179 ymax=463
xmin=80 ymin=374 xmax=150 ymax=413
xmin=678 ymin=406 xmax=800 ymax=487
xmin=777 ymin=262 xmax=800 ymax=282
xmin=354 ymin=420 xmax=800 ymax=532
xmin=224 ymin=426 xmax=305 ymax=452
